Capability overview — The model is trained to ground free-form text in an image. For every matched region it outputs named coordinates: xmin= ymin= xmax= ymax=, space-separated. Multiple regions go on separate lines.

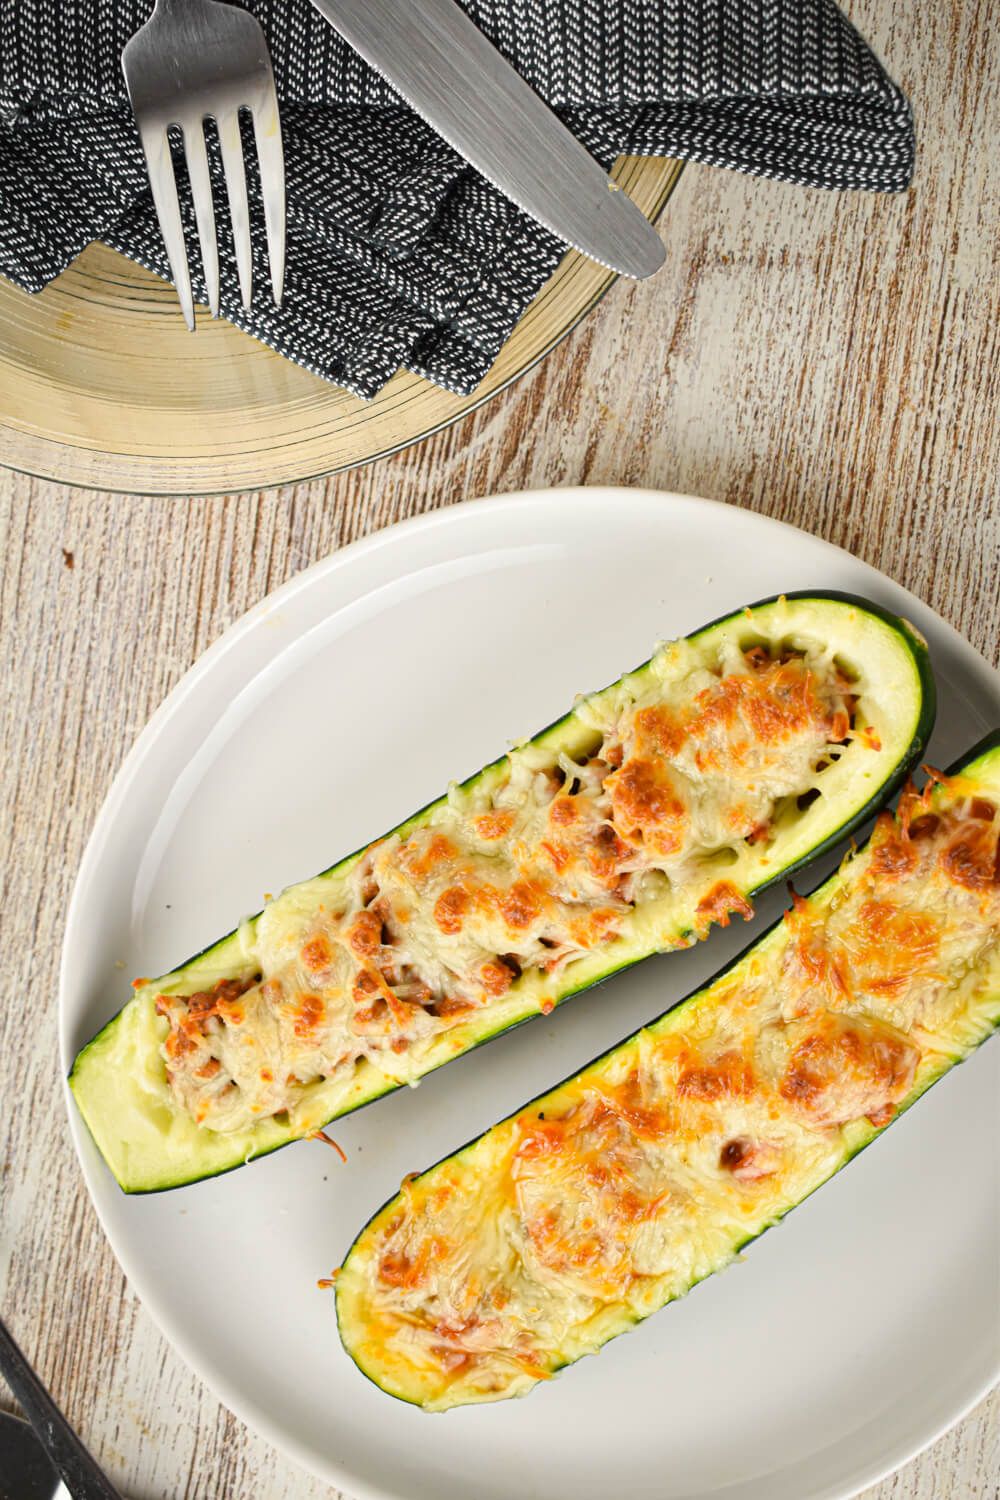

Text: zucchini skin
xmin=69 ymin=590 xmax=935 ymax=1192
xmin=88 ymin=590 xmax=936 ymax=988
xmin=336 ymin=730 xmax=1000 ymax=1409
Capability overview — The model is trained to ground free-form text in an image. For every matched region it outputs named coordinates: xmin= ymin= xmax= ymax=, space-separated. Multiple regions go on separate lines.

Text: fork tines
xmin=122 ymin=0 xmax=285 ymax=330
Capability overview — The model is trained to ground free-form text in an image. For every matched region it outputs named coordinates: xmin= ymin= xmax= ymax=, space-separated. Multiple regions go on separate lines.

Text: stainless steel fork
xmin=122 ymin=0 xmax=285 ymax=330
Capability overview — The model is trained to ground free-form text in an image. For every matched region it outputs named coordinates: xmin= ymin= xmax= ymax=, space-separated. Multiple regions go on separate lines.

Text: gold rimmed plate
xmin=0 ymin=157 xmax=682 ymax=494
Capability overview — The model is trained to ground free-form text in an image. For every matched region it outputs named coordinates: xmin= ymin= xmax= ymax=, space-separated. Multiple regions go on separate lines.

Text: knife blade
xmin=306 ymin=0 xmax=665 ymax=279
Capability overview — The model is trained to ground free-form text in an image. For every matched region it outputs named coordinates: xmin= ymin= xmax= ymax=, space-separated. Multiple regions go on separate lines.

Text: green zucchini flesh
xmin=335 ymin=733 xmax=1000 ymax=1410
xmin=70 ymin=592 xmax=933 ymax=1192
xmin=338 ymin=732 xmax=1000 ymax=1410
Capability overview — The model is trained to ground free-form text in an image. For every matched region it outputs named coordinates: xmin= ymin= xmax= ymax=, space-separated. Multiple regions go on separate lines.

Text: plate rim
xmin=0 ymin=161 xmax=683 ymax=497
xmin=58 ymin=486 xmax=1000 ymax=1500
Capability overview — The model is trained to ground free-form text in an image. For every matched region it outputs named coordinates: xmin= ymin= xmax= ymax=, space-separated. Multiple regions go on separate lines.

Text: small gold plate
xmin=0 ymin=156 xmax=682 ymax=494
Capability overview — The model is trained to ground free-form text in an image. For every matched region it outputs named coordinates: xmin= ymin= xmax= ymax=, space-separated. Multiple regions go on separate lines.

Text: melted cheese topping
xmin=156 ymin=643 xmax=853 ymax=1133
xmin=341 ymin=781 xmax=1000 ymax=1408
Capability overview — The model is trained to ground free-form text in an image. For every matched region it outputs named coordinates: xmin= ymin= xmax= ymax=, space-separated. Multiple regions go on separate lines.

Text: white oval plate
xmin=61 ymin=489 xmax=1000 ymax=1500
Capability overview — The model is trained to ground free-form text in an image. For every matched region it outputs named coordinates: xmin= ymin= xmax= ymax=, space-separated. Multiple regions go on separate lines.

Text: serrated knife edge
xmin=306 ymin=0 xmax=666 ymax=279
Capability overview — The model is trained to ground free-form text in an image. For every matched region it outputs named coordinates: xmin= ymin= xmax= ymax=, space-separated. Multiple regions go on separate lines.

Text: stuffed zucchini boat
xmin=336 ymin=731 xmax=1000 ymax=1410
xmin=70 ymin=592 xmax=933 ymax=1192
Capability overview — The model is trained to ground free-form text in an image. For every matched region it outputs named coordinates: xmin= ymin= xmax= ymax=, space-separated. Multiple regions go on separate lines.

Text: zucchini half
xmin=336 ymin=732 xmax=1000 ymax=1409
xmin=70 ymin=592 xmax=933 ymax=1193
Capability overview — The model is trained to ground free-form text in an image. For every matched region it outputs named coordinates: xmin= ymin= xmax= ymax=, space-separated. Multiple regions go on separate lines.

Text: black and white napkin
xmin=0 ymin=1 xmax=914 ymax=398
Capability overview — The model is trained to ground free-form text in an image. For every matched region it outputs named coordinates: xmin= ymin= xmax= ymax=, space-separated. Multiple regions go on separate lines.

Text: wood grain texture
xmin=1 ymin=0 xmax=998 ymax=1495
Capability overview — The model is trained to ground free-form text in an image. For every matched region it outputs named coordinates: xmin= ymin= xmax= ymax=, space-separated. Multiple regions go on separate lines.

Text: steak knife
xmin=305 ymin=0 xmax=666 ymax=278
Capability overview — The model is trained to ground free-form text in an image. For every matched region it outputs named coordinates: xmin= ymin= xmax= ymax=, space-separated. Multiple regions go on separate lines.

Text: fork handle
xmin=0 ymin=1318 xmax=125 ymax=1500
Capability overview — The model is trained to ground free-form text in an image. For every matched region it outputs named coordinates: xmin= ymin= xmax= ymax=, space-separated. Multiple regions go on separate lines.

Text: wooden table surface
xmin=1 ymin=0 xmax=998 ymax=1495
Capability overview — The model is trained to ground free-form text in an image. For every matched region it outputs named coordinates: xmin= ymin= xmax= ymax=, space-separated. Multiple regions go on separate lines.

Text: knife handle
xmin=0 ymin=1317 xmax=126 ymax=1500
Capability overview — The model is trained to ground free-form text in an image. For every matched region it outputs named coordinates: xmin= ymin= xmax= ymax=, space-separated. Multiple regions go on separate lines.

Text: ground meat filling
xmin=354 ymin=791 xmax=1000 ymax=1403
xmin=154 ymin=644 xmax=857 ymax=1133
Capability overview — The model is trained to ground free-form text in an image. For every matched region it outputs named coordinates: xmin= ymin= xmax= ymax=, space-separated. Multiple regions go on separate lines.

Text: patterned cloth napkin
xmin=0 ymin=0 xmax=914 ymax=398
